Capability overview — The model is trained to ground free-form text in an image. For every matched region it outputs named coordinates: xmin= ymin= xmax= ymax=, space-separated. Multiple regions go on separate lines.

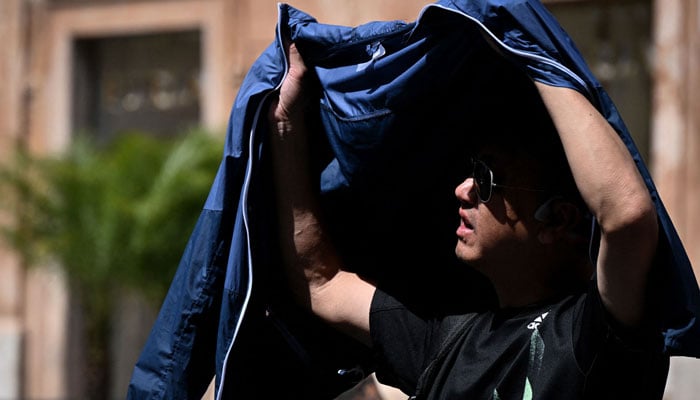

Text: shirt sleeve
xmin=369 ymin=288 xmax=432 ymax=394
xmin=572 ymin=282 xmax=669 ymax=398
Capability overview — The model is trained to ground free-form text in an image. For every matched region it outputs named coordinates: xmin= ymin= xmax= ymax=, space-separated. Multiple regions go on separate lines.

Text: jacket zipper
xmin=215 ymin=4 xmax=289 ymax=399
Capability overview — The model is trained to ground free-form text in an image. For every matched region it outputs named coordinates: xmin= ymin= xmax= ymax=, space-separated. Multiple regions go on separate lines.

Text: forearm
xmin=269 ymin=124 xmax=374 ymax=344
xmin=268 ymin=43 xmax=373 ymax=344
xmin=533 ymin=82 xmax=656 ymax=234
xmin=534 ymin=82 xmax=658 ymax=325
xmin=269 ymin=116 xmax=336 ymax=302
xmin=265 ymin=39 xmax=336 ymax=301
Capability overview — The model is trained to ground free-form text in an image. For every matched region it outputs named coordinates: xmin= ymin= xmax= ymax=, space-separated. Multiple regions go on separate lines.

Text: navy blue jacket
xmin=128 ymin=1 xmax=700 ymax=398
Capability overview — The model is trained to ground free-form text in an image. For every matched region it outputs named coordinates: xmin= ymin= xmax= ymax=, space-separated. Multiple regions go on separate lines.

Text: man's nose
xmin=455 ymin=177 xmax=478 ymax=206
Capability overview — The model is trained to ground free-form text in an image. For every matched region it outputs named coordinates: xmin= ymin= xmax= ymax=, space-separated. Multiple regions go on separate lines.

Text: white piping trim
xmin=215 ymin=4 xmax=288 ymax=399
xmin=419 ymin=3 xmax=594 ymax=99
xmin=214 ymin=93 xmax=263 ymax=400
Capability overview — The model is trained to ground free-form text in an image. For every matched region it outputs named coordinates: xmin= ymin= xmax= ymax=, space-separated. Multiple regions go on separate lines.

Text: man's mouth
xmin=456 ymin=213 xmax=474 ymax=238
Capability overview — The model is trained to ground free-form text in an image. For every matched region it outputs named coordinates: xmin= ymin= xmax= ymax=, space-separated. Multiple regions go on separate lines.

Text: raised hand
xmin=269 ymin=42 xmax=311 ymax=138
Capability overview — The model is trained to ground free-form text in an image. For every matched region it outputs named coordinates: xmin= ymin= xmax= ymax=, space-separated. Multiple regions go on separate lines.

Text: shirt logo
xmin=527 ymin=312 xmax=549 ymax=330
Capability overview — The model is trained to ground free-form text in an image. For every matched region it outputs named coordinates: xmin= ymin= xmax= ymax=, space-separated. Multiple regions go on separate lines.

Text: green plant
xmin=2 ymin=130 xmax=222 ymax=298
xmin=0 ymin=129 xmax=223 ymax=398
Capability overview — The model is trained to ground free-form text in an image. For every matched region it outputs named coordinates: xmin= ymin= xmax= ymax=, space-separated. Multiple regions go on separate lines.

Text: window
xmin=72 ymin=30 xmax=201 ymax=142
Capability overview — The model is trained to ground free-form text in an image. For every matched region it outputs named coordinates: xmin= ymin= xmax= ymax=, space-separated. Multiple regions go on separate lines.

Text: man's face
xmin=454 ymin=151 xmax=544 ymax=274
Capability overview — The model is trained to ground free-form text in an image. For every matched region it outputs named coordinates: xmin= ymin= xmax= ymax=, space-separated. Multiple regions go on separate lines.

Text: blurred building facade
xmin=0 ymin=0 xmax=698 ymax=398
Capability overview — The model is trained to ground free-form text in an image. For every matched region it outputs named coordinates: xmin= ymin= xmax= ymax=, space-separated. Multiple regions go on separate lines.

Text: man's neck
xmin=492 ymin=258 xmax=592 ymax=309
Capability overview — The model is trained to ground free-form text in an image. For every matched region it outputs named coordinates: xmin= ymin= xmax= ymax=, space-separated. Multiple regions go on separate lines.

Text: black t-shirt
xmin=370 ymin=283 xmax=669 ymax=399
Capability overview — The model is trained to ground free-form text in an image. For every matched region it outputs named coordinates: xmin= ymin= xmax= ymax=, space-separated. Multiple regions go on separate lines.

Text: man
xmin=268 ymin=41 xmax=668 ymax=399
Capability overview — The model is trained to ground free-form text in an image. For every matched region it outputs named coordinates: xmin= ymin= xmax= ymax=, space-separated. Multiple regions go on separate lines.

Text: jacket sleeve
xmin=127 ymin=204 xmax=231 ymax=399
xmin=127 ymin=37 xmax=287 ymax=398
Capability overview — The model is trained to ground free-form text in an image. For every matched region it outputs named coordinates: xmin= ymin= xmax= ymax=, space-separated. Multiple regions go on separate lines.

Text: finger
xmin=287 ymin=43 xmax=307 ymax=79
xmin=288 ymin=43 xmax=306 ymax=68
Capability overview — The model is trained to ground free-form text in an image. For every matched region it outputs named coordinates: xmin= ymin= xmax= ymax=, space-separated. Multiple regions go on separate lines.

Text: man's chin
xmin=455 ymin=244 xmax=477 ymax=264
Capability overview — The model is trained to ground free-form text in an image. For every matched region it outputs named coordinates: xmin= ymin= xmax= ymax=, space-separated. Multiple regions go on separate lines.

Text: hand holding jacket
xmin=269 ymin=41 xmax=375 ymax=346
xmin=269 ymin=42 xmax=311 ymax=140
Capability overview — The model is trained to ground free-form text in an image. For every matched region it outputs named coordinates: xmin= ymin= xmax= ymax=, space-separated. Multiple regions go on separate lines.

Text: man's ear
xmin=535 ymin=198 xmax=581 ymax=244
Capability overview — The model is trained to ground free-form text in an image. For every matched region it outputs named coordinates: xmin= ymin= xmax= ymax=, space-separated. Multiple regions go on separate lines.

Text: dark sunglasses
xmin=470 ymin=158 xmax=546 ymax=203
